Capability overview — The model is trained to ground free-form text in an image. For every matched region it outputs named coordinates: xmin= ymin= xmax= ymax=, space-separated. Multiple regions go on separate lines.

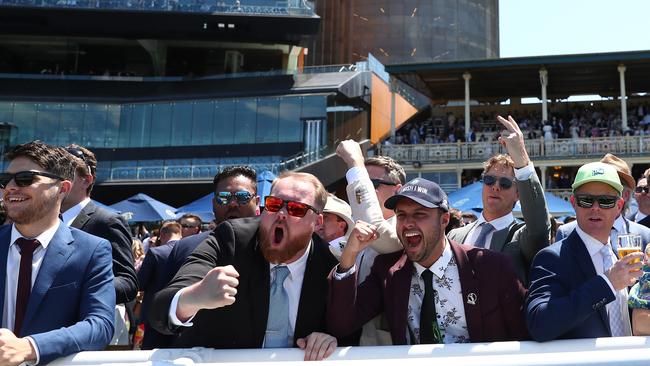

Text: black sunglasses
xmin=0 ymin=171 xmax=64 ymax=188
xmin=181 ymin=224 xmax=199 ymax=229
xmin=635 ymin=186 xmax=649 ymax=194
xmin=574 ymin=194 xmax=619 ymax=209
xmin=215 ymin=191 xmax=254 ymax=206
xmin=370 ymin=179 xmax=398 ymax=189
xmin=482 ymin=174 xmax=515 ymax=190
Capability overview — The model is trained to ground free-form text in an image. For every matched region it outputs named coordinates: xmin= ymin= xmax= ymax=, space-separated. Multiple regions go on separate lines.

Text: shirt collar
xmin=575 ymin=224 xmax=609 ymax=257
xmin=413 ymin=238 xmax=453 ymax=279
xmin=612 ymin=215 xmax=626 ymax=234
xmin=61 ymin=197 xmax=91 ymax=226
xmin=10 ymin=220 xmax=61 ymax=250
xmin=269 ymin=240 xmax=312 ymax=277
xmin=477 ymin=211 xmax=514 ymax=231
xmin=637 ymin=211 xmax=648 ymax=222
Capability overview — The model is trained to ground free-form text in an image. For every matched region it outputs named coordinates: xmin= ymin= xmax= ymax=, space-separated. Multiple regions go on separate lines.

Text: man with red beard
xmin=149 ymin=172 xmax=339 ymax=360
xmin=327 ymin=178 xmax=528 ymax=344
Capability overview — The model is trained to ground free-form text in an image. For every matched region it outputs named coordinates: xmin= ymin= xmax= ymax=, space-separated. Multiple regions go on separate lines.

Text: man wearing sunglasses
xmin=448 ymin=115 xmax=551 ymax=285
xmin=0 ymin=141 xmax=115 ymax=364
xmin=150 ymin=172 xmax=339 ymax=360
xmin=178 ymin=214 xmax=201 ymax=238
xmin=61 ymin=144 xmax=138 ymax=310
xmin=556 ymin=154 xmax=650 ymax=251
xmin=634 ymin=174 xmax=650 ymax=228
xmin=527 ymin=162 xmax=645 ymax=341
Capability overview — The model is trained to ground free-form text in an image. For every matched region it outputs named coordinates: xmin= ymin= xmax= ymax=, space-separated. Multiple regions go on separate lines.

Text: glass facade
xmin=0 ymin=95 xmax=327 ymax=149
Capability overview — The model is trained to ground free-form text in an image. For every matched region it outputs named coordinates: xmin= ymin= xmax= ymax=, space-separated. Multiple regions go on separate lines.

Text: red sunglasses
xmin=264 ymin=196 xmax=320 ymax=217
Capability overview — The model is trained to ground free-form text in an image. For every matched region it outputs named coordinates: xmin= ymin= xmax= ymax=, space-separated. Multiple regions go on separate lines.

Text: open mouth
xmin=273 ymin=226 xmax=285 ymax=245
xmin=403 ymin=230 xmax=422 ymax=246
xmin=5 ymin=196 xmax=27 ymax=204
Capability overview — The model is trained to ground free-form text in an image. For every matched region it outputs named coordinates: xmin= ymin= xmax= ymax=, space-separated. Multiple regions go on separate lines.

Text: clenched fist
xmin=176 ymin=265 xmax=240 ymax=322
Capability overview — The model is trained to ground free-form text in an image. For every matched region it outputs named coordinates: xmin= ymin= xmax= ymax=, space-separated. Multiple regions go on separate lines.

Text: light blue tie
xmin=264 ymin=265 xmax=291 ymax=348
xmin=474 ymin=222 xmax=495 ymax=248
xmin=600 ymin=245 xmax=625 ymax=336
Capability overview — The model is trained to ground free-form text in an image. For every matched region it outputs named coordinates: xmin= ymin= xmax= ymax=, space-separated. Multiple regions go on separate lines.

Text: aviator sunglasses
xmin=215 ymin=191 xmax=254 ymax=206
xmin=635 ymin=186 xmax=649 ymax=194
xmin=264 ymin=196 xmax=320 ymax=218
xmin=482 ymin=174 xmax=515 ymax=189
xmin=573 ymin=194 xmax=619 ymax=209
xmin=0 ymin=171 xmax=64 ymax=188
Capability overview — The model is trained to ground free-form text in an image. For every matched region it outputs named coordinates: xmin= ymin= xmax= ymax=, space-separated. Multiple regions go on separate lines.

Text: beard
xmin=7 ymin=193 xmax=58 ymax=225
xmin=259 ymin=225 xmax=312 ymax=264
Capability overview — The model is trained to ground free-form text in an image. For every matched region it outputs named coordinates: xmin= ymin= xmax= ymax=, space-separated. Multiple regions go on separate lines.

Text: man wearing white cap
xmin=527 ymin=162 xmax=645 ymax=341
xmin=317 ymin=194 xmax=354 ymax=258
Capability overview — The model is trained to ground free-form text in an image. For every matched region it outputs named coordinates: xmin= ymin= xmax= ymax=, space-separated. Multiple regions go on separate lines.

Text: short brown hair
xmin=65 ymin=144 xmax=98 ymax=195
xmin=271 ymin=171 xmax=328 ymax=212
xmin=6 ymin=141 xmax=75 ymax=181
xmin=482 ymin=154 xmax=515 ymax=175
xmin=178 ymin=213 xmax=201 ymax=226
xmin=365 ymin=155 xmax=406 ymax=184
xmin=160 ymin=221 xmax=182 ymax=235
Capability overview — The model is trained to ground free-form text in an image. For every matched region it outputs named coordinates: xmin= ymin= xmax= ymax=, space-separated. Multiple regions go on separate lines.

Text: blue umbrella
xmin=447 ymin=182 xmax=575 ymax=216
xmin=176 ymin=193 xmax=215 ymax=222
xmin=91 ymin=199 xmax=120 ymax=214
xmin=109 ymin=193 xmax=177 ymax=222
xmin=257 ymin=170 xmax=276 ymax=207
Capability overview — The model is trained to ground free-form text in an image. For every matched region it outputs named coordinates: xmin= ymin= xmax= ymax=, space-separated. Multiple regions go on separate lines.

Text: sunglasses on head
xmin=370 ymin=179 xmax=397 ymax=189
xmin=66 ymin=147 xmax=95 ymax=175
xmin=215 ymin=191 xmax=254 ymax=206
xmin=635 ymin=186 xmax=649 ymax=194
xmin=264 ymin=196 xmax=319 ymax=218
xmin=482 ymin=174 xmax=515 ymax=189
xmin=0 ymin=171 xmax=64 ymax=189
xmin=574 ymin=194 xmax=620 ymax=209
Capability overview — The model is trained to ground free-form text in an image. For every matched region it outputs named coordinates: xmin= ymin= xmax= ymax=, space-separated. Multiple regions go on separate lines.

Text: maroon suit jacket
xmin=327 ymin=240 xmax=529 ymax=344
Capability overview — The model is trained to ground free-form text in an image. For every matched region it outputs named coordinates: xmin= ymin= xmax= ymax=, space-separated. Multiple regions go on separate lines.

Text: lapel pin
xmin=355 ymin=188 xmax=362 ymax=204
xmin=467 ymin=293 xmax=477 ymax=305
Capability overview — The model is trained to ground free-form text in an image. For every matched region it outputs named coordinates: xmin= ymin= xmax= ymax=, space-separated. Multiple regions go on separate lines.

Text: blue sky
xmin=499 ymin=0 xmax=650 ymax=57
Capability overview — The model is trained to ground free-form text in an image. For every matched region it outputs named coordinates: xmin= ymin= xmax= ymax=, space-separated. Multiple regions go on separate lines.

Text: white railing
xmin=50 ymin=337 xmax=650 ymax=365
xmin=379 ymin=136 xmax=650 ymax=164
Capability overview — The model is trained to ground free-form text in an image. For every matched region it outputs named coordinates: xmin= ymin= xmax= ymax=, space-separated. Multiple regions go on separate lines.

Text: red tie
xmin=14 ymin=238 xmax=40 ymax=337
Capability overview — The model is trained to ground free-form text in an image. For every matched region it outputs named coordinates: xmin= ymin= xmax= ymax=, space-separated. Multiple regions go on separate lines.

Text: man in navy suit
xmin=163 ymin=166 xmax=260 ymax=285
xmin=633 ymin=175 xmax=650 ymax=228
xmin=0 ymin=141 xmax=114 ymax=364
xmin=527 ymin=162 xmax=645 ymax=341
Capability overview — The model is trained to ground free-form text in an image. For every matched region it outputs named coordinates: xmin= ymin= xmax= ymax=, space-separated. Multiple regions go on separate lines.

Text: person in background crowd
xmin=178 ymin=214 xmax=201 ymax=238
xmin=0 ymin=141 xmax=114 ymax=364
xmin=149 ymin=172 xmax=339 ymax=361
xmin=132 ymin=238 xmax=145 ymax=272
xmin=634 ymin=174 xmax=650 ymax=228
xmin=629 ymin=243 xmax=650 ymax=335
xmin=445 ymin=208 xmax=464 ymax=234
xmin=316 ymin=193 xmax=354 ymax=258
xmin=527 ymin=162 xmax=645 ymax=341
xmin=448 ymin=115 xmax=551 ymax=285
xmin=327 ymin=178 xmax=528 ymax=345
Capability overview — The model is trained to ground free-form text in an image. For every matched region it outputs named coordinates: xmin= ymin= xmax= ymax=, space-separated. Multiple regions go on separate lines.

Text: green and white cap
xmin=572 ymin=162 xmax=624 ymax=194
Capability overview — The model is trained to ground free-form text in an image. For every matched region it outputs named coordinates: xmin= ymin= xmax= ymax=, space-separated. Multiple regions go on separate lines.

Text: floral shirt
xmin=406 ymin=241 xmax=470 ymax=344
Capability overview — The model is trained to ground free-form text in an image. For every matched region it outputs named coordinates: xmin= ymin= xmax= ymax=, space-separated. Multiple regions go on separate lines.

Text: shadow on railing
xmin=380 ymin=136 xmax=650 ymax=164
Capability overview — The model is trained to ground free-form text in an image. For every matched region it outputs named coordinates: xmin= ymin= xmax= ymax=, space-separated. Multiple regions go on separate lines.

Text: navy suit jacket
xmin=0 ymin=223 xmax=115 ymax=364
xmin=556 ymin=217 xmax=650 ymax=248
xmin=638 ymin=215 xmax=650 ymax=229
xmin=71 ymin=201 xmax=138 ymax=304
xmin=526 ymin=230 xmax=616 ymax=341
xmin=162 ymin=231 xmax=210 ymax=286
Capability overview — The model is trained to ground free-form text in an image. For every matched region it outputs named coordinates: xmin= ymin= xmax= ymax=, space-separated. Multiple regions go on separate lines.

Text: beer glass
xmin=617 ymin=234 xmax=642 ymax=264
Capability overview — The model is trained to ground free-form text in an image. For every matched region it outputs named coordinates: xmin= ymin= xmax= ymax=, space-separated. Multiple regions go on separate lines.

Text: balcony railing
xmin=0 ymin=0 xmax=317 ymax=16
xmin=379 ymin=136 xmax=650 ymax=164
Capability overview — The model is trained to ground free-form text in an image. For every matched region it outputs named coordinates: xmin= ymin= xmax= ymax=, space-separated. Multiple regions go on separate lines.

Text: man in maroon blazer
xmin=327 ymin=178 xmax=529 ymax=344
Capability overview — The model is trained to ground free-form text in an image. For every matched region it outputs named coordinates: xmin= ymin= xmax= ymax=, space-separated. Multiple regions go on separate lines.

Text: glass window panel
xmin=150 ymin=102 xmax=173 ymax=147
xmin=117 ymin=104 xmax=133 ymax=148
xmin=191 ymin=101 xmax=214 ymax=146
xmin=234 ymin=99 xmax=256 ymax=144
xmin=34 ymin=103 xmax=60 ymax=144
xmin=213 ymin=100 xmax=235 ymax=145
xmin=278 ymin=96 xmax=302 ymax=142
xmin=83 ymin=104 xmax=109 ymax=148
xmin=0 ymin=102 xmax=14 ymax=125
xmin=301 ymin=95 xmax=327 ymax=118
xmin=58 ymin=103 xmax=84 ymax=146
xmin=171 ymin=101 xmax=193 ymax=147
xmin=256 ymin=97 xmax=279 ymax=143
xmin=12 ymin=103 xmax=36 ymax=144
xmin=129 ymin=104 xmax=153 ymax=148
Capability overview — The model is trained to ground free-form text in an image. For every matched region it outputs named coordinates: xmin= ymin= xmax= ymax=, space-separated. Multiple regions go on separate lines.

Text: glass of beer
xmin=617 ymin=234 xmax=642 ymax=264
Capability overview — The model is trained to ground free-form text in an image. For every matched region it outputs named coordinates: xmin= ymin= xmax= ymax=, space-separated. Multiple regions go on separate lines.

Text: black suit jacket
xmin=150 ymin=216 xmax=339 ymax=348
xmin=71 ymin=201 xmax=138 ymax=304
xmin=638 ymin=215 xmax=650 ymax=229
xmin=162 ymin=231 xmax=211 ymax=286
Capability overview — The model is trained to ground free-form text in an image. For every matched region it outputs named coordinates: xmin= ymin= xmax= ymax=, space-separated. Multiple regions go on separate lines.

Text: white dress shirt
xmin=169 ymin=242 xmax=313 ymax=346
xmin=3 ymin=221 xmax=61 ymax=365
xmin=61 ymin=197 xmax=91 ymax=227
xmin=574 ymin=225 xmax=632 ymax=336
xmin=465 ymin=162 xmax=535 ymax=249
xmin=609 ymin=215 xmax=628 ymax=253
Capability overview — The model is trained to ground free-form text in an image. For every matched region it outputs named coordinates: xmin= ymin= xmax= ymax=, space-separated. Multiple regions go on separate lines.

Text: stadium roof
xmin=384 ymin=50 xmax=650 ymax=102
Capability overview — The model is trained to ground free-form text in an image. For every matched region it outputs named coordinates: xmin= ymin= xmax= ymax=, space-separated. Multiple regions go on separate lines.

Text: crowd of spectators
xmin=391 ymin=102 xmax=650 ymax=145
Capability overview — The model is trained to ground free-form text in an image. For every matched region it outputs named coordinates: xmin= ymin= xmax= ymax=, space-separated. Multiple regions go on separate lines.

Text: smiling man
xmin=150 ymin=172 xmax=339 ymax=361
xmin=327 ymin=178 xmax=528 ymax=345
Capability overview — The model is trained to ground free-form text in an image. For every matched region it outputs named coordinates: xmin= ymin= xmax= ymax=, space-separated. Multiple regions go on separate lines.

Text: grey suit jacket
xmin=556 ymin=217 xmax=650 ymax=247
xmin=447 ymin=173 xmax=551 ymax=285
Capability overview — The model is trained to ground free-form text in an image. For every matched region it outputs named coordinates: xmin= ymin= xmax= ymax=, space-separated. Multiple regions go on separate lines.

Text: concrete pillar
xmin=618 ymin=64 xmax=628 ymax=132
xmin=463 ymin=72 xmax=471 ymax=137
xmin=539 ymin=165 xmax=547 ymax=189
xmin=539 ymin=68 xmax=548 ymax=123
xmin=390 ymin=76 xmax=397 ymax=143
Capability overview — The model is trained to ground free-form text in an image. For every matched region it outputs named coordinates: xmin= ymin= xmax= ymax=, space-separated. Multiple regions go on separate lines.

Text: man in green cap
xmin=526 ymin=162 xmax=646 ymax=341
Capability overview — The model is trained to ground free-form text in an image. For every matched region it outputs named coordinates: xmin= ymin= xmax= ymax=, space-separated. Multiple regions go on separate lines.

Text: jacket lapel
xmin=247 ymin=238 xmax=270 ymax=345
xmin=490 ymin=221 xmax=515 ymax=254
xmin=450 ymin=240 xmax=483 ymax=342
xmin=70 ymin=202 xmax=95 ymax=230
xmin=294 ymin=242 xmax=318 ymax=342
xmin=457 ymin=221 xmax=477 ymax=244
xmin=23 ymin=224 xmax=75 ymax=328
xmin=0 ymin=226 xmax=11 ymax=316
